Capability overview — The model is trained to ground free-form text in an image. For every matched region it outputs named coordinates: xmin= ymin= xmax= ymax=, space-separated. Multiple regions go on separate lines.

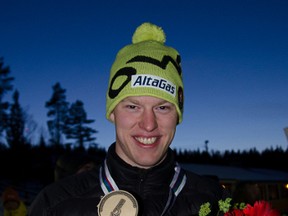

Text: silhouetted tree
xmin=65 ymin=100 xmax=97 ymax=149
xmin=5 ymin=90 xmax=26 ymax=149
xmin=38 ymin=133 xmax=47 ymax=147
xmin=24 ymin=113 xmax=38 ymax=144
xmin=204 ymin=140 xmax=209 ymax=152
xmin=0 ymin=57 xmax=14 ymax=143
xmin=46 ymin=82 xmax=69 ymax=146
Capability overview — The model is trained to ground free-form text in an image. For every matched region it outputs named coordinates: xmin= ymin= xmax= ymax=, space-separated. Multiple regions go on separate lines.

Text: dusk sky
xmin=1 ymin=0 xmax=288 ymax=152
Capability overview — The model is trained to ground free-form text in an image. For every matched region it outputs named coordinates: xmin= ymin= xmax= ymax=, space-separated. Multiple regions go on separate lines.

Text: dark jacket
xmin=29 ymin=144 xmax=229 ymax=215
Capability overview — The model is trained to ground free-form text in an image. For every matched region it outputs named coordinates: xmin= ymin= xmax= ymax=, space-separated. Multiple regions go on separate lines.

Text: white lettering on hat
xmin=131 ymin=74 xmax=176 ymax=97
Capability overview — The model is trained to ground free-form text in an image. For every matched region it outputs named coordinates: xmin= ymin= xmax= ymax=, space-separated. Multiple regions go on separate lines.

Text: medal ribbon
xmin=99 ymin=159 xmax=186 ymax=215
xmin=160 ymin=162 xmax=186 ymax=215
xmin=100 ymin=159 xmax=119 ymax=194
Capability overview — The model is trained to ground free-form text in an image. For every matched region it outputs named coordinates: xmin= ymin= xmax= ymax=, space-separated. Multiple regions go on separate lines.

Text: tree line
xmin=0 ymin=141 xmax=287 ymax=185
xmin=0 ymin=57 xmax=98 ymax=150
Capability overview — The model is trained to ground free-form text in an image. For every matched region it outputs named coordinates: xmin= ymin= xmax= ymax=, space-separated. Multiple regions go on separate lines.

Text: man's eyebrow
xmin=120 ymin=98 xmax=139 ymax=104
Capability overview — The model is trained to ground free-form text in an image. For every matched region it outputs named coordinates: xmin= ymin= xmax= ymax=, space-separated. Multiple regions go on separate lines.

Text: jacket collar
xmin=106 ymin=143 xmax=177 ymax=187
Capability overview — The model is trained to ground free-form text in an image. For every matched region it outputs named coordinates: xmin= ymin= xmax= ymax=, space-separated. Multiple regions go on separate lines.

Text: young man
xmin=29 ymin=22 xmax=230 ymax=216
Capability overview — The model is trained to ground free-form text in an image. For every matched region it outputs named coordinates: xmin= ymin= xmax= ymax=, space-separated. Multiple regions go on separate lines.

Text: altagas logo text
xmin=131 ymin=74 xmax=176 ymax=97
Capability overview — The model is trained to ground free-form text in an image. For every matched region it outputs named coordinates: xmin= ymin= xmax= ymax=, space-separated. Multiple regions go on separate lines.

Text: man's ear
xmin=109 ymin=112 xmax=115 ymax=122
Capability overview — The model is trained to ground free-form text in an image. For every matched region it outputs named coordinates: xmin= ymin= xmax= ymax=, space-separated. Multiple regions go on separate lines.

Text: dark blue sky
xmin=1 ymin=0 xmax=288 ymax=152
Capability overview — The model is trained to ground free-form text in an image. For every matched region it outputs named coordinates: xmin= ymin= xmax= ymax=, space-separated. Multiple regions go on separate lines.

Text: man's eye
xmin=127 ymin=105 xmax=136 ymax=109
xmin=158 ymin=106 xmax=168 ymax=110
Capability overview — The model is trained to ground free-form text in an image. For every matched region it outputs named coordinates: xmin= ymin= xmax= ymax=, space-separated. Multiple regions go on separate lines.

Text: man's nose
xmin=139 ymin=109 xmax=158 ymax=131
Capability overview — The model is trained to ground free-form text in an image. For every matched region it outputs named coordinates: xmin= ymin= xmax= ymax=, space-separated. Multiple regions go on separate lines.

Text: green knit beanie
xmin=106 ymin=22 xmax=184 ymax=123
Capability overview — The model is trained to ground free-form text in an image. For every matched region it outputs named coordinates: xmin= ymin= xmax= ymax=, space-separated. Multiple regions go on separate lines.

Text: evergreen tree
xmin=65 ymin=100 xmax=97 ymax=149
xmin=37 ymin=127 xmax=48 ymax=147
xmin=6 ymin=90 xmax=26 ymax=149
xmin=38 ymin=133 xmax=47 ymax=147
xmin=0 ymin=57 xmax=14 ymax=142
xmin=46 ymin=82 xmax=69 ymax=146
xmin=24 ymin=113 xmax=38 ymax=144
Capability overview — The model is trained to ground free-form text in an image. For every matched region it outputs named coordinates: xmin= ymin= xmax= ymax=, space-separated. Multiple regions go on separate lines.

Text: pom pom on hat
xmin=132 ymin=22 xmax=166 ymax=44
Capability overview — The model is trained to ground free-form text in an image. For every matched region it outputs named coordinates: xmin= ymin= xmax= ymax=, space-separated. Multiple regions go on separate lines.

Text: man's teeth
xmin=135 ymin=137 xmax=157 ymax=144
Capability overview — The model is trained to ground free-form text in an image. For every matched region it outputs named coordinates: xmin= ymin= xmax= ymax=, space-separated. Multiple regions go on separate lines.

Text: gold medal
xmin=98 ymin=190 xmax=138 ymax=216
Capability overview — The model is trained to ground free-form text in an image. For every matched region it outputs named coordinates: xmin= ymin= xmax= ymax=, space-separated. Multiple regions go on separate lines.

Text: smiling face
xmin=109 ymin=96 xmax=178 ymax=169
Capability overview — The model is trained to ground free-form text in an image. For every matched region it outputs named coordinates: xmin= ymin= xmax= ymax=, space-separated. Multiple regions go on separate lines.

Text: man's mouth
xmin=135 ymin=137 xmax=157 ymax=145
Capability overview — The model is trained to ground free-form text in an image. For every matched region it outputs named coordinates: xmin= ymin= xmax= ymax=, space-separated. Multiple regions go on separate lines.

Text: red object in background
xmin=224 ymin=209 xmax=245 ymax=216
xmin=243 ymin=200 xmax=281 ymax=216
